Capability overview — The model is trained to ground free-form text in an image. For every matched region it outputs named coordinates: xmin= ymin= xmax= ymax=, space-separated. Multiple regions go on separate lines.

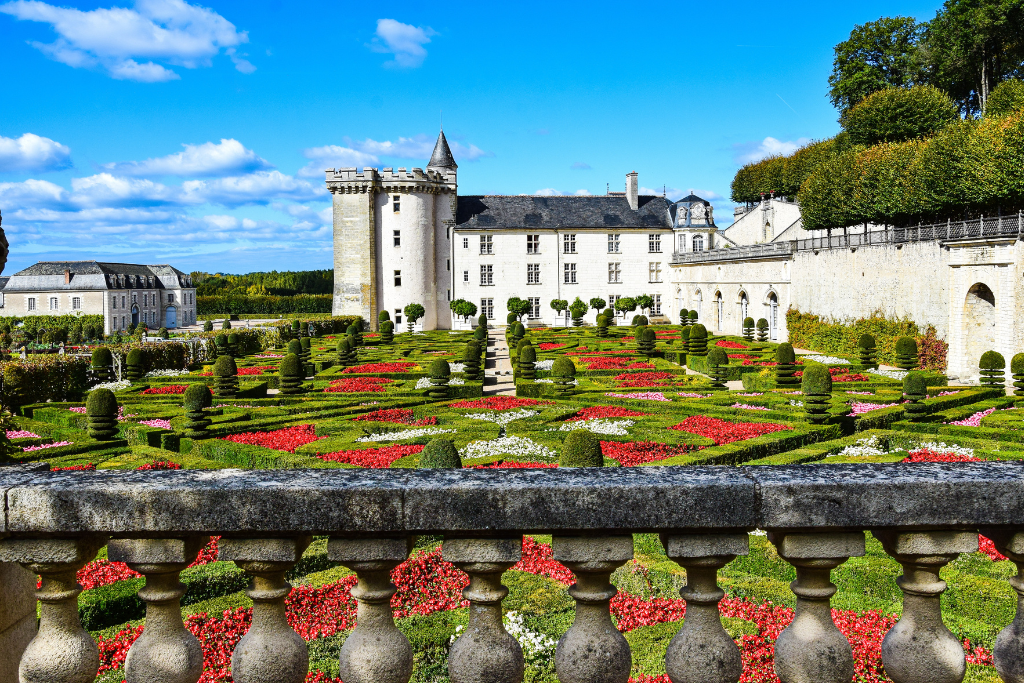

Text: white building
xmin=329 ymin=132 xmax=722 ymax=329
xmin=0 ymin=261 xmax=197 ymax=334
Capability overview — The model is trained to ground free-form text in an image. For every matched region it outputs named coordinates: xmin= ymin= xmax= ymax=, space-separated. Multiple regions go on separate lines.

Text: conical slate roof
xmin=427 ymin=131 xmax=457 ymax=169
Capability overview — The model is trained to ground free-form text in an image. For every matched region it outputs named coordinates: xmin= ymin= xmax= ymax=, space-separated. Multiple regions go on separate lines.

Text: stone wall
xmin=332 ymin=191 xmax=377 ymax=326
xmin=0 ymin=562 xmax=35 ymax=682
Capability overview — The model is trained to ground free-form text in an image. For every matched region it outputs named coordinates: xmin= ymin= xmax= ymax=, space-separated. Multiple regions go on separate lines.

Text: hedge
xmin=0 ymin=356 xmax=90 ymax=407
xmin=198 ymin=294 xmax=332 ymax=315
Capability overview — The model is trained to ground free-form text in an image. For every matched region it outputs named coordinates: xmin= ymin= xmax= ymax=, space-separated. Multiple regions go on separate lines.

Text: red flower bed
xmin=136 ymin=461 xmax=181 ymax=470
xmin=567 ymin=405 xmax=649 ymax=421
xmin=538 ymin=343 xmax=567 ymax=350
xmin=626 ymin=362 xmax=655 ymax=369
xmin=601 ymin=441 xmax=696 ymax=466
xmin=729 ymin=354 xmax=761 ymax=360
xmin=513 ymin=536 xmax=575 ymax=583
xmin=902 ymin=448 xmax=980 ymax=463
xmin=716 ymin=340 xmax=749 ymax=349
xmin=237 ymin=366 xmax=275 ymax=376
xmin=53 ymin=463 xmax=96 ymax=471
xmin=141 ymin=385 xmax=189 ymax=395
xmin=78 ymin=537 xmax=219 ymax=590
xmin=342 ymin=362 xmax=417 ymax=374
xmin=473 ymin=461 xmax=559 ymax=469
xmin=793 ymin=366 xmax=870 ymax=382
xmin=583 ymin=357 xmax=632 ymax=370
xmin=614 ymin=371 xmax=677 ymax=388
xmin=318 ymin=444 xmax=425 ymax=468
xmin=351 ymin=408 xmax=437 ymax=426
xmin=222 ymin=424 xmax=322 ymax=452
xmin=325 ymin=377 xmax=394 ymax=393
xmin=669 ymin=416 xmax=792 ymax=445
xmin=449 ymin=396 xmax=552 ymax=410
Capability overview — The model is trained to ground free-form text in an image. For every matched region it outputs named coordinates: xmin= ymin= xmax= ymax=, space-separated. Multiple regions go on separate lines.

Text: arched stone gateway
xmin=962 ymin=283 xmax=997 ymax=376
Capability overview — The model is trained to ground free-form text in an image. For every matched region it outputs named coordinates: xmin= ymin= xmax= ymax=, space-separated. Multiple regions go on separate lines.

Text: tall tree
xmin=921 ymin=0 xmax=1024 ymax=115
xmin=828 ymin=17 xmax=925 ymax=114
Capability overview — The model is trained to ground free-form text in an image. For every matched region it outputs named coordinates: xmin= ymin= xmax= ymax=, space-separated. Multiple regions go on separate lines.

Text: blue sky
xmin=0 ymin=0 xmax=944 ymax=274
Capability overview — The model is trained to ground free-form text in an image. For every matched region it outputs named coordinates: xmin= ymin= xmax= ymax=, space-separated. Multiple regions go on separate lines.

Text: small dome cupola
xmin=427 ymin=130 xmax=458 ymax=170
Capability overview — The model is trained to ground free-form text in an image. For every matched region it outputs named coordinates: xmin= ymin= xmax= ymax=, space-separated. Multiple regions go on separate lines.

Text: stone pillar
xmin=877 ymin=530 xmax=978 ymax=683
xmin=218 ymin=536 xmax=312 ymax=683
xmin=0 ymin=537 xmax=106 ymax=683
xmin=0 ymin=562 xmax=37 ymax=683
xmin=552 ymin=535 xmax=633 ymax=683
xmin=442 ymin=537 xmax=524 ymax=683
xmin=328 ymin=537 xmax=413 ymax=683
xmin=663 ymin=533 xmax=749 ymax=683
xmin=108 ymin=537 xmax=209 ymax=683
xmin=769 ymin=531 xmax=866 ymax=683
xmin=985 ymin=530 xmax=1024 ymax=682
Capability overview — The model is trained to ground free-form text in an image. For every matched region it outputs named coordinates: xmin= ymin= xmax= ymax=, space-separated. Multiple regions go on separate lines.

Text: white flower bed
xmin=356 ymin=427 xmax=456 ymax=443
xmin=460 ymin=436 xmax=556 ymax=461
xmin=464 ymin=409 xmax=537 ymax=426
xmin=868 ymin=368 xmax=908 ymax=380
xmin=91 ymin=380 xmax=131 ymax=392
xmin=450 ymin=363 xmax=465 ymax=373
xmin=916 ymin=441 xmax=975 ymax=457
xmin=145 ymin=369 xmax=190 ymax=378
xmin=414 ymin=377 xmax=465 ymax=389
xmin=535 ymin=378 xmax=577 ymax=385
xmin=559 ymin=419 xmax=634 ymax=436
xmin=789 ymin=399 xmax=804 ymax=407
xmin=803 ymin=354 xmax=850 ymax=365
xmin=534 ymin=359 xmax=554 ymax=371
xmin=452 ymin=612 xmax=556 ymax=668
xmin=831 ymin=435 xmax=903 ymax=458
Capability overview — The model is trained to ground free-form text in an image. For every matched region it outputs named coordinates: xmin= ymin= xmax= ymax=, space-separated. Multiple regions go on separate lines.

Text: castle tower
xmin=327 ymin=131 xmax=456 ymax=330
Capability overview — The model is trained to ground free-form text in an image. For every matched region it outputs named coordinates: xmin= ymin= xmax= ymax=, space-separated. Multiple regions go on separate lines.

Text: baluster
xmin=108 ymin=537 xmax=209 ymax=683
xmin=769 ymin=531 xmax=865 ymax=683
xmin=328 ymin=537 xmax=413 ymax=683
xmin=0 ymin=536 xmax=106 ymax=683
xmin=552 ymin=535 xmax=633 ymax=683
xmin=663 ymin=533 xmax=749 ymax=683
xmin=218 ymin=536 xmax=312 ymax=683
xmin=984 ymin=530 xmax=1024 ymax=682
xmin=443 ymin=537 xmax=524 ymax=683
xmin=877 ymin=530 xmax=977 ymax=683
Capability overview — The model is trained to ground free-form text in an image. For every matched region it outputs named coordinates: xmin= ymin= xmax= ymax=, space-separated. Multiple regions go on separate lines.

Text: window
xmin=143 ymin=293 xmax=147 ymax=306
xmin=653 ymin=294 xmax=662 ymax=315
xmin=480 ymin=298 xmax=494 ymax=319
xmin=72 ymin=297 xmax=81 ymax=310
xmin=463 ymin=237 xmax=469 ymax=249
xmin=608 ymin=294 xmax=619 ymax=310
xmin=49 ymin=297 xmax=58 ymax=310
xmin=692 ymin=235 xmax=704 ymax=252
xmin=649 ymin=234 xmax=662 ymax=253
xmin=563 ymin=234 xmax=576 ymax=253
xmin=527 ymin=264 xmax=541 ymax=284
xmin=463 ymin=270 xmax=469 ymax=283
xmin=446 ymin=227 xmax=450 ymax=239
xmin=527 ymin=234 xmax=540 ymax=254
xmin=394 ymin=309 xmax=402 ymax=325
xmin=480 ymin=264 xmax=493 ymax=286
xmin=480 ymin=235 xmax=493 ymax=255
xmin=446 ymin=259 xmax=450 ymax=271
xmin=393 ymin=230 xmax=401 ymax=247
xmin=608 ymin=262 xmax=621 ymax=283
xmin=111 ymin=296 xmax=117 ymax=310
xmin=27 ymin=297 xmax=36 ymax=311
xmin=608 ymin=234 xmax=620 ymax=253
xmin=528 ymin=297 xmax=541 ymax=319
xmin=563 ymin=263 xmax=577 ymax=284
xmin=649 ymin=262 xmax=662 ymax=283
xmin=132 ymin=293 xmax=137 ymax=303
xmin=393 ymin=195 xmax=401 ymax=212
xmin=113 ymin=317 xmax=117 ymax=330
xmin=121 ymin=295 xmax=126 ymax=307
xmin=394 ymin=270 xmax=402 ymax=287
xmin=167 ymin=293 xmax=174 ymax=303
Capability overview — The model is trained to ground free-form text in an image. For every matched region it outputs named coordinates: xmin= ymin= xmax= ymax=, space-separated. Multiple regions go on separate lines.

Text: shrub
xmin=707 ymin=347 xmax=728 ymax=389
xmin=213 ymin=355 xmax=239 ymax=398
xmin=427 ymin=359 xmax=451 ymax=399
xmin=463 ymin=342 xmax=482 ymax=381
xmin=680 ymin=326 xmax=690 ymax=345
xmin=551 ymin=356 xmax=576 ymax=397
xmin=158 ymin=327 xmax=169 ymax=340
xmin=631 ymin=315 xmax=649 ymax=327
xmin=226 ymin=333 xmax=240 ymax=357
xmin=419 ymin=438 xmax=462 ymax=468
xmin=287 ymin=339 xmax=302 ymax=357
xmin=840 ymin=85 xmax=958 ymax=146
xmin=292 ymin=319 xmax=301 ymax=332
xmin=86 ymin=388 xmax=119 ymax=440
xmin=895 ymin=336 xmax=918 ymax=370
xmin=336 ymin=339 xmax=351 ymax=367
xmin=507 ymin=312 xmax=518 ymax=325
xmin=347 ymin=323 xmax=362 ymax=347
xmin=688 ymin=311 xmax=698 ymax=322
xmin=299 ymin=337 xmax=312 ymax=363
xmin=404 ymin=304 xmax=426 ymax=333
xmin=379 ymin=320 xmax=394 ymax=344
xmin=639 ymin=328 xmax=656 ymax=357
xmin=596 ymin=316 xmax=609 ymax=338
xmin=125 ymin=349 xmax=145 ymax=383
xmin=2 ymin=356 xmax=91 ymax=407
xmin=203 ymin=320 xmax=213 ymax=332
xmin=902 ymin=371 xmax=928 ymax=421
xmin=222 ymin=320 xmax=231 ymax=330
xmin=379 ymin=310 xmax=391 ymax=323
xmin=979 ymin=350 xmax=1006 ymax=388
xmin=183 ymin=384 xmax=212 ymax=438
xmin=559 ymin=430 xmax=602 ymax=467
xmin=858 ymin=334 xmax=878 ymax=369
xmin=756 ymin=318 xmax=769 ymax=342
xmin=474 ymin=326 xmax=487 ymax=345
xmin=478 ymin=314 xmax=487 ymax=328
xmin=687 ymin=324 xmax=708 ymax=357
xmin=742 ymin=317 xmax=755 ymax=341
xmin=1013 ymin=353 xmax=1024 ymax=397
xmin=518 ymin=341 xmax=536 ymax=379
xmin=569 ymin=297 xmax=589 ymax=326
xmin=680 ymin=309 xmax=690 ymax=326
xmin=801 ymin=364 xmax=832 ymax=425
xmin=300 ymin=321 xmax=310 ymax=338
xmin=775 ymin=343 xmax=798 ymax=386
xmin=278 ymin=354 xmax=305 ymax=395
xmin=986 ymin=79 xmax=1024 ymax=118
xmin=91 ymin=347 xmax=114 ymax=383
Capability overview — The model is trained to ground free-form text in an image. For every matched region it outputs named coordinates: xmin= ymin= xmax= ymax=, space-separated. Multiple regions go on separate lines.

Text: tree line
xmin=191 ymin=270 xmax=333 ymax=297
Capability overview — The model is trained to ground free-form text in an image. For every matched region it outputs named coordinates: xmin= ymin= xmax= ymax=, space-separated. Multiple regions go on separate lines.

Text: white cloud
xmin=70 ymin=173 xmax=179 ymax=207
xmin=368 ymin=18 xmax=434 ymax=68
xmin=298 ymin=135 xmax=490 ymax=176
xmin=225 ymin=47 xmax=255 ymax=74
xmin=181 ymin=170 xmax=325 ymax=206
xmin=733 ymin=136 xmax=811 ymax=165
xmin=297 ymin=145 xmax=379 ymax=178
xmin=535 ymin=188 xmax=560 ymax=196
xmin=0 ymin=178 xmax=68 ymax=207
xmin=1 ymin=0 xmax=251 ymax=82
xmin=102 ymin=139 xmax=271 ymax=177
xmin=0 ymin=133 xmax=72 ymax=173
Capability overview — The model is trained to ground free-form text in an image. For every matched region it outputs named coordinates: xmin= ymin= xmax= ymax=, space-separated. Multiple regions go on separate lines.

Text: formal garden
xmin=1 ymin=310 xmax=1021 ymax=683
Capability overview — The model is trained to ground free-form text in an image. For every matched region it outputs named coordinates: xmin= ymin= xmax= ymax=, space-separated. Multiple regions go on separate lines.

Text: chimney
xmin=64 ymin=269 xmax=71 ymax=285
xmin=626 ymin=171 xmax=638 ymax=210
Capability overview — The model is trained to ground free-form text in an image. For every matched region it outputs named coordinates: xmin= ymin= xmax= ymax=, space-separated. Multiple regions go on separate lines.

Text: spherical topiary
xmin=379 ymin=310 xmax=391 ymax=323
xmin=639 ymin=328 xmax=656 ymax=357
xmin=707 ymin=347 xmax=729 ymax=389
xmin=427 ymin=358 xmax=451 ymax=399
xmin=91 ymin=347 xmax=114 ymax=382
xmin=380 ymin=320 xmax=394 ymax=344
xmin=800 ymin=364 xmax=832 ymax=424
xmin=287 ymin=339 xmax=302 ymax=357
xmin=559 ymin=430 xmax=603 ymax=467
xmin=551 ymin=356 xmax=576 ymax=397
xmin=680 ymin=309 xmax=691 ymax=326
xmin=462 ymin=342 xmax=482 ymax=381
xmin=688 ymin=311 xmax=698 ymax=322
xmin=419 ymin=438 xmax=462 ymax=468
xmin=979 ymin=350 xmax=1006 ymax=388
xmin=278 ymin=353 xmax=305 ymax=395
xmin=183 ymin=384 xmax=213 ymax=438
xmin=687 ymin=324 xmax=708 ymax=357
xmin=858 ymin=334 xmax=878 ymax=369
xmin=203 ymin=320 xmax=213 ymax=332
xmin=742 ymin=317 xmax=755 ymax=341
xmin=507 ymin=312 xmax=518 ymax=325
xmin=87 ymin=388 xmax=119 ymax=440
xmin=474 ymin=326 xmax=487 ymax=346
xmin=895 ymin=337 xmax=918 ymax=371
xmin=1012 ymin=353 xmax=1024 ymax=397
xmin=756 ymin=318 xmax=769 ymax=342
xmin=125 ymin=348 xmax=146 ymax=382
xmin=775 ymin=343 xmax=798 ymax=386
xmin=518 ymin=341 xmax=537 ymax=379
xmin=347 ymin=323 xmax=362 ymax=347
xmin=902 ymin=371 xmax=928 ymax=421
xmin=213 ymin=355 xmax=239 ymax=397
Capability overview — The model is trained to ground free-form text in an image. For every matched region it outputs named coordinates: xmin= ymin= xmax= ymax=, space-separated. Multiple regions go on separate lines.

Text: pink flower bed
xmin=604 ymin=392 xmax=671 ymax=401
xmin=22 ymin=441 xmax=73 ymax=451
xmin=948 ymin=407 xmax=996 ymax=427
xmin=732 ymin=403 xmax=770 ymax=411
xmin=7 ymin=430 xmax=40 ymax=439
xmin=848 ymin=402 xmax=898 ymax=416
xmin=137 ymin=419 xmax=173 ymax=430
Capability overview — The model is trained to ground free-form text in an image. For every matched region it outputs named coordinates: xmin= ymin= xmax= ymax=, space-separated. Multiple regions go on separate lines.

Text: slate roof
xmin=2 ymin=261 xmax=191 ymax=292
xmin=455 ymin=195 xmax=673 ymax=230
xmin=428 ymin=131 xmax=458 ymax=170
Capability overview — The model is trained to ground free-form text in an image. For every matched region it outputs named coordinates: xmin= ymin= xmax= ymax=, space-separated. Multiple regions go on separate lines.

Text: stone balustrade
xmin=1 ymin=462 xmax=1024 ymax=683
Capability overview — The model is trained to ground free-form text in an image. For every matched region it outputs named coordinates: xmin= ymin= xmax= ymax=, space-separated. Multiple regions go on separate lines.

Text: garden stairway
xmin=484 ymin=336 xmax=516 ymax=396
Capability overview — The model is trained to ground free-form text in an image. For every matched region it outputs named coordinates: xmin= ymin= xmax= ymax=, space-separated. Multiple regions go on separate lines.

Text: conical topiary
xmin=158 ymin=327 xmax=169 ymax=340
xmin=518 ymin=341 xmax=537 ymax=379
xmin=895 ymin=337 xmax=918 ymax=371
xmin=427 ymin=359 xmax=451 ymax=399
xmin=203 ymin=319 xmax=213 ymax=332
xmin=346 ymin=333 xmax=358 ymax=361
xmin=801 ymin=364 xmax=832 ymax=425
xmin=639 ymin=328 xmax=656 ymax=357
xmin=183 ymin=383 xmax=213 ymax=438
xmin=858 ymin=334 xmax=878 ymax=370
xmin=125 ymin=348 xmax=146 ymax=383
xmin=775 ymin=343 xmax=798 ymax=386
xmin=1012 ymin=353 xmax=1024 ymax=397
xmin=707 ymin=347 xmax=729 ymax=389
xmin=902 ymin=371 xmax=928 ymax=421
xmin=221 ymin=320 xmax=231 ymax=330
xmin=756 ymin=318 xmax=769 ymax=342
xmin=213 ymin=355 xmax=238 ymax=398
xmin=380 ymin=320 xmax=394 ymax=344
xmin=551 ymin=356 xmax=576 ymax=397
xmin=742 ymin=317 xmax=755 ymax=342
xmin=687 ymin=324 xmax=708 ymax=357
xmin=511 ymin=322 xmax=525 ymax=348
xmin=278 ymin=353 xmax=304 ymax=395
xmin=463 ymin=342 xmax=482 ymax=381
xmin=86 ymin=388 xmax=119 ymax=440
xmin=979 ymin=351 xmax=1006 ymax=388
xmin=559 ymin=430 xmax=603 ymax=467
xmin=91 ymin=347 xmax=114 ymax=383
xmin=419 ymin=438 xmax=462 ymax=468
